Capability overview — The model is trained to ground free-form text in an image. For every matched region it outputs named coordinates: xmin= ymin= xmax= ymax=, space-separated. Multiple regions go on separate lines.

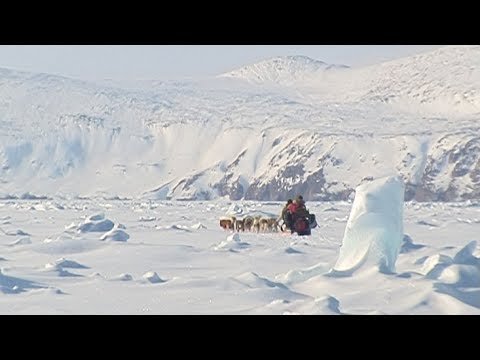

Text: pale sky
xmin=0 ymin=45 xmax=443 ymax=81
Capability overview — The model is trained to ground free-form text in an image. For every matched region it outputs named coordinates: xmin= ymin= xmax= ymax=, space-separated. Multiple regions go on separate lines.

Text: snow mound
xmin=36 ymin=287 xmax=65 ymax=295
xmin=88 ymin=213 xmax=105 ymax=221
xmin=422 ymin=241 xmax=480 ymax=287
xmin=19 ymin=193 xmax=49 ymax=200
xmin=139 ymin=216 xmax=156 ymax=222
xmin=1 ymin=216 xmax=11 ymax=225
xmin=289 ymin=296 xmax=343 ymax=315
xmin=284 ymin=247 xmax=303 ymax=254
xmin=111 ymin=273 xmax=133 ymax=281
xmin=142 ymin=271 xmax=165 ymax=284
xmin=100 ymin=228 xmax=130 ymax=242
xmin=54 ymin=258 xmax=89 ymax=269
xmin=43 ymin=233 xmax=82 ymax=243
xmin=417 ymin=220 xmax=438 ymax=227
xmin=421 ymin=254 xmax=454 ymax=279
xmin=48 ymin=202 xmax=65 ymax=211
xmin=226 ymin=203 xmax=244 ymax=216
xmin=155 ymin=224 xmax=192 ymax=232
xmin=0 ymin=269 xmax=45 ymax=294
xmin=214 ymin=233 xmax=250 ymax=251
xmin=438 ymin=265 xmax=480 ymax=287
xmin=278 ymin=263 xmax=328 ymax=284
xmin=228 ymin=233 xmax=241 ymax=242
xmin=35 ymin=236 xmax=102 ymax=255
xmin=414 ymin=256 xmax=429 ymax=265
xmin=234 ymin=272 xmax=288 ymax=290
xmin=420 ymin=243 xmax=479 ymax=283
xmin=4 ymin=229 xmax=30 ymax=236
xmin=400 ymin=234 xmax=426 ymax=253
xmin=89 ymin=272 xmax=103 ymax=277
xmin=430 ymin=240 xmax=480 ymax=307
xmin=453 ymin=241 xmax=478 ymax=265
xmin=78 ymin=218 xmax=115 ymax=233
xmin=43 ymin=263 xmax=83 ymax=277
xmin=267 ymin=299 xmax=291 ymax=306
xmin=71 ymin=213 xmax=121 ymax=233
xmin=332 ymin=176 xmax=405 ymax=275
xmin=191 ymin=222 xmax=207 ymax=230
xmin=8 ymin=237 xmax=31 ymax=246
xmin=433 ymin=283 xmax=480 ymax=309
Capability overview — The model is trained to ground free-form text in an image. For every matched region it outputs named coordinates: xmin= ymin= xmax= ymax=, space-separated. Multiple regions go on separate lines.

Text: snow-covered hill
xmin=318 ymin=45 xmax=480 ymax=115
xmin=0 ymin=45 xmax=479 ymax=201
xmin=219 ymin=55 xmax=349 ymax=86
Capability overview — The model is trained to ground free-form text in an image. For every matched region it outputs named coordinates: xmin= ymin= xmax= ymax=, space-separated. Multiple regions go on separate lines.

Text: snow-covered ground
xmin=0 ymin=198 xmax=478 ymax=314
xmin=1 ymin=45 xmax=479 ymax=314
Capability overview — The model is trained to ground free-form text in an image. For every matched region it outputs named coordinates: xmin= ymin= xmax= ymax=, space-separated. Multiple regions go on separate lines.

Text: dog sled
xmin=219 ymin=210 xmax=317 ymax=236
xmin=219 ymin=212 xmax=280 ymax=233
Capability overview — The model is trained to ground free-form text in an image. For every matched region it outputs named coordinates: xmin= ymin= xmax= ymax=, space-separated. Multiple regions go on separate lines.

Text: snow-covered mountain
xmin=323 ymin=45 xmax=480 ymax=115
xmin=0 ymin=45 xmax=479 ymax=202
xmin=219 ymin=55 xmax=349 ymax=86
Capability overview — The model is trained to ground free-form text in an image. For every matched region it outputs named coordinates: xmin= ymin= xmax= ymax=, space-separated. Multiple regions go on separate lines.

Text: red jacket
xmin=287 ymin=203 xmax=299 ymax=214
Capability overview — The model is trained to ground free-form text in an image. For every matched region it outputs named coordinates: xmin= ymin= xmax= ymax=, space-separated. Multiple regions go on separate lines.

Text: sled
xmin=280 ymin=213 xmax=317 ymax=236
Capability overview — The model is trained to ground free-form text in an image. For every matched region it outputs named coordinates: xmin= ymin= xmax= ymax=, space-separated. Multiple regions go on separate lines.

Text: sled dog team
xmin=219 ymin=216 xmax=281 ymax=233
xmin=219 ymin=196 xmax=310 ymax=233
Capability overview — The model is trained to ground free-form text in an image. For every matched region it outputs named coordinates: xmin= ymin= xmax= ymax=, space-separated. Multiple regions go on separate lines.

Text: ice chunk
xmin=333 ymin=176 xmax=405 ymax=275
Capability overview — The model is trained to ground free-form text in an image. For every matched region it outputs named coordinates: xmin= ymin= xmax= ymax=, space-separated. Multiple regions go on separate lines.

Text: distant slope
xmin=0 ymin=46 xmax=479 ymax=201
xmin=219 ymin=55 xmax=349 ymax=86
xmin=306 ymin=45 xmax=480 ymax=115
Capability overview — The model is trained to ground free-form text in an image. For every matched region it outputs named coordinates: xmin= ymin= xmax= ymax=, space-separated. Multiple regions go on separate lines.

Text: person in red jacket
xmin=285 ymin=195 xmax=309 ymax=233
xmin=295 ymin=195 xmax=306 ymax=210
xmin=287 ymin=200 xmax=299 ymax=214
xmin=285 ymin=197 xmax=302 ymax=233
